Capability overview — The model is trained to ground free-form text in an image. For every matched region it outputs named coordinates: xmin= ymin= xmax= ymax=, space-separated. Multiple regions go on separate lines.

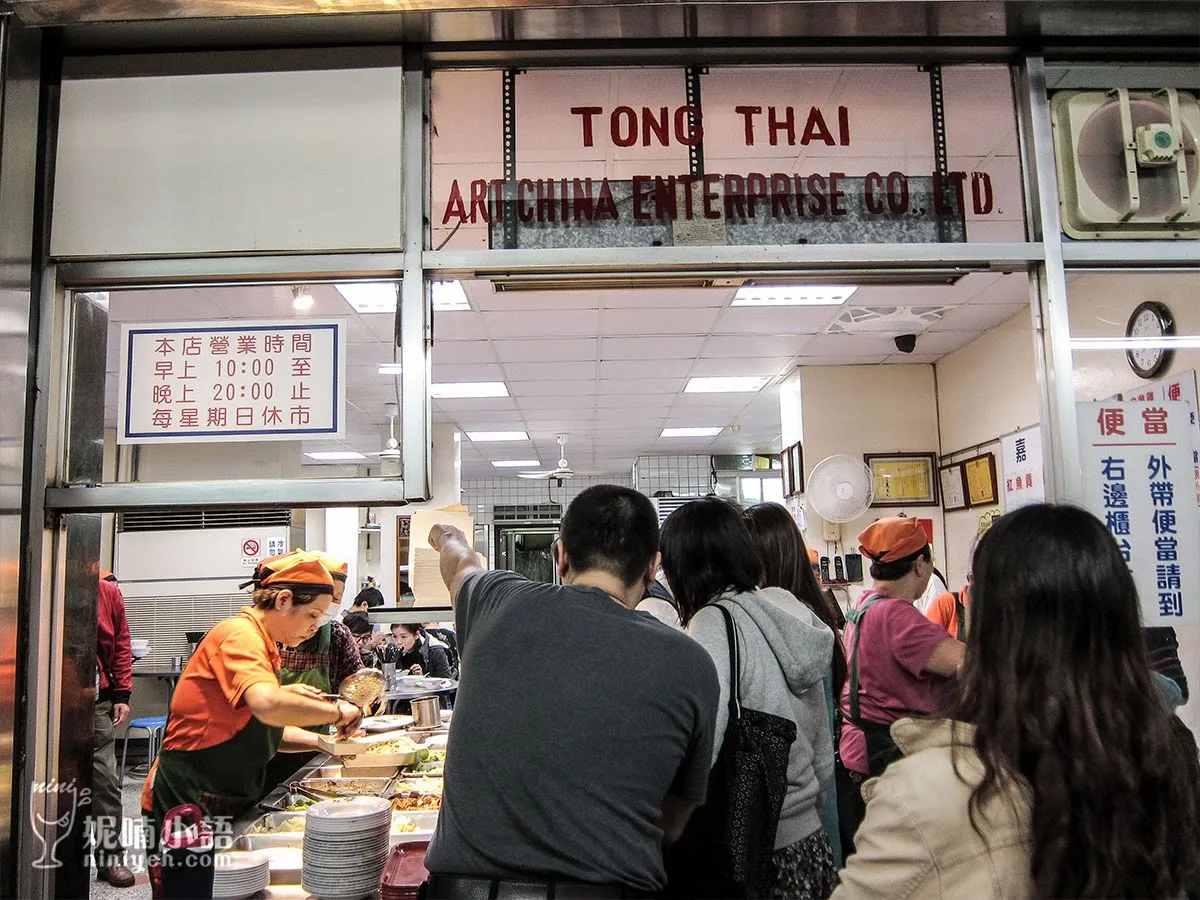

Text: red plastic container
xmin=380 ymin=840 xmax=430 ymax=900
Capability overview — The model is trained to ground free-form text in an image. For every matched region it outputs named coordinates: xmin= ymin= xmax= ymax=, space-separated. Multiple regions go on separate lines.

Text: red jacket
xmin=98 ymin=579 xmax=133 ymax=705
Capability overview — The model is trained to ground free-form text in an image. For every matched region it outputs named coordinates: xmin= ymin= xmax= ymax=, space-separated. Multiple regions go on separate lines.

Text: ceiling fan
xmin=519 ymin=434 xmax=574 ymax=481
xmin=367 ymin=405 xmax=402 ymax=476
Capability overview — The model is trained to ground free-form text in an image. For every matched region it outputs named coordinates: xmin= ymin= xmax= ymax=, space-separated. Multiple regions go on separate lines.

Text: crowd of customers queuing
xmin=422 ymin=485 xmax=1199 ymax=900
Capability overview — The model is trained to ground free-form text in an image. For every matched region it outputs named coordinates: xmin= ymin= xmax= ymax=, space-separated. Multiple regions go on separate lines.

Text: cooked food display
xmin=283 ymin=796 xmax=316 ymax=811
xmin=364 ymin=736 xmax=421 ymax=756
xmin=392 ymin=815 xmax=418 ymax=834
xmin=249 ymin=815 xmax=306 ymax=834
xmin=390 ymin=792 xmax=442 ymax=811
xmin=404 ymin=746 xmax=447 ymax=774
xmin=300 ymin=778 xmax=388 ymax=796
xmin=397 ymin=778 xmax=443 ymax=795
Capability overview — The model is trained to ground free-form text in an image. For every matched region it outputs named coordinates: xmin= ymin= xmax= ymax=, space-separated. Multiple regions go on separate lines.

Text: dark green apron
xmin=278 ymin=623 xmax=333 ymax=735
xmin=846 ymin=594 xmax=904 ymax=777
xmin=954 ymin=591 xmax=967 ymax=642
xmin=151 ymin=713 xmax=284 ymax=828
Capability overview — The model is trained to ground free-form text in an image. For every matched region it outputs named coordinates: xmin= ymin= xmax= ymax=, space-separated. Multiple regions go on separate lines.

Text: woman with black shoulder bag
xmin=660 ymin=497 xmax=838 ymax=900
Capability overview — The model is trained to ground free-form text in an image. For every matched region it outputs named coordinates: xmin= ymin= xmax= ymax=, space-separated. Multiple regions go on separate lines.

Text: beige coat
xmin=832 ymin=718 xmax=1034 ymax=900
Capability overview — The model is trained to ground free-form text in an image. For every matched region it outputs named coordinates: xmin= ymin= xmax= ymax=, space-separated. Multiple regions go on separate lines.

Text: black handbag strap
xmin=845 ymin=593 xmax=888 ymax=727
xmin=712 ymin=602 xmax=743 ymax=722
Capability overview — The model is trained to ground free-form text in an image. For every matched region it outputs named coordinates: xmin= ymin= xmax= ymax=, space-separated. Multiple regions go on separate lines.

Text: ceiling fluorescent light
xmin=306 ymin=451 xmax=367 ymax=461
xmin=685 ymin=376 xmax=770 ymax=393
xmin=661 ymin=426 xmax=724 ymax=438
xmin=732 ymin=285 xmax=857 ymax=306
xmin=491 ymin=459 xmax=540 ymax=468
xmin=1071 ymin=336 xmax=1200 ymax=350
xmin=432 ymin=281 xmax=471 ymax=311
xmin=291 ymin=286 xmax=314 ymax=311
xmin=466 ymin=431 xmax=528 ymax=442
xmin=377 ymin=364 xmax=403 ymax=375
xmin=431 ymin=382 xmax=509 ymax=399
xmin=336 ymin=282 xmax=397 ymax=313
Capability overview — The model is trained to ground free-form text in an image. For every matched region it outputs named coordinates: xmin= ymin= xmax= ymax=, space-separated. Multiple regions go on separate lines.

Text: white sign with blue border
xmin=118 ymin=319 xmax=346 ymax=444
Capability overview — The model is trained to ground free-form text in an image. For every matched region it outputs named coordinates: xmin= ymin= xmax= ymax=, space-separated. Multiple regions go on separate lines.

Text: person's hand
xmin=429 ymin=524 xmax=467 ymax=551
xmin=112 ymin=703 xmax=130 ymax=726
xmin=408 ymin=663 xmax=423 ymax=676
xmin=371 ymin=632 xmax=387 ymax=648
xmin=333 ymin=700 xmax=363 ymax=738
xmin=281 ymin=683 xmax=326 ymax=699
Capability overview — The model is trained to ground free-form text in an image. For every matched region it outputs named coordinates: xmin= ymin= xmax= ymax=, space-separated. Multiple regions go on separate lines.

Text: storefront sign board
xmin=118 ymin=319 xmax=345 ymax=444
xmin=1000 ymin=426 xmax=1044 ymax=511
xmin=1078 ymin=401 xmax=1200 ymax=625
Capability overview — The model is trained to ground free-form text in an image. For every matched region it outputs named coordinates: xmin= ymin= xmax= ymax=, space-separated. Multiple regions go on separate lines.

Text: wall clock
xmin=1126 ymin=301 xmax=1174 ymax=380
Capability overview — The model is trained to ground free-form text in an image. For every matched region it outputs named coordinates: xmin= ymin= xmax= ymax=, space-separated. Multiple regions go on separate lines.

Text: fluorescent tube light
xmin=466 ymin=431 xmax=529 ymax=442
xmin=685 ymin=376 xmax=770 ymax=393
xmin=306 ymin=451 xmax=367 ymax=461
xmin=1071 ymin=336 xmax=1200 ymax=350
xmin=336 ymin=282 xmax=397 ymax=313
xmin=431 ymin=382 xmax=509 ymax=399
xmin=731 ymin=285 xmax=857 ymax=306
xmin=491 ymin=459 xmax=540 ymax=468
xmin=377 ymin=364 xmax=403 ymax=375
xmin=432 ymin=281 xmax=471 ymax=311
xmin=661 ymin=426 xmax=723 ymax=438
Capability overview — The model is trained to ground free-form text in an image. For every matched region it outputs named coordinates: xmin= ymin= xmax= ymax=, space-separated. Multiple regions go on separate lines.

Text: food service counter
xmin=220 ymin=722 xmax=447 ymax=899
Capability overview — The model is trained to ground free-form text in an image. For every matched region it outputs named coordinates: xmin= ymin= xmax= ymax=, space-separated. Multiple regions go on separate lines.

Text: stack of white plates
xmin=302 ymin=796 xmax=392 ymax=900
xmin=212 ymin=850 xmax=271 ymax=900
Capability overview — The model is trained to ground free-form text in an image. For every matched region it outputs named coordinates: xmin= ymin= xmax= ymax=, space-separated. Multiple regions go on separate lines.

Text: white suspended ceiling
xmin=102 ymin=273 xmax=1029 ymax=478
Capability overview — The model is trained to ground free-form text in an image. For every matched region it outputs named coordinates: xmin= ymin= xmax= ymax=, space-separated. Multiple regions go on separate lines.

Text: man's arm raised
xmin=429 ymin=523 xmax=484 ymax=607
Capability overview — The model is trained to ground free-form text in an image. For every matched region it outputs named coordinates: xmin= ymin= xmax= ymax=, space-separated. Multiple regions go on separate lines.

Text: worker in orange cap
xmin=837 ymin=517 xmax=964 ymax=853
xmin=142 ymin=550 xmax=362 ymax=898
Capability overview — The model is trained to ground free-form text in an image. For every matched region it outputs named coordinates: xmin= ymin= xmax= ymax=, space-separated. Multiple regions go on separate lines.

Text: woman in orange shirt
xmin=924 ymin=583 xmax=969 ymax=641
xmin=142 ymin=550 xmax=362 ymax=898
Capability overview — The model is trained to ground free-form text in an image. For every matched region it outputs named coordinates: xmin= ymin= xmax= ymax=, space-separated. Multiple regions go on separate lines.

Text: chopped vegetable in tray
xmin=283 ymin=796 xmax=316 ymax=811
xmin=392 ymin=816 xmax=418 ymax=834
xmin=250 ymin=815 xmax=306 ymax=834
xmin=301 ymin=779 xmax=387 ymax=796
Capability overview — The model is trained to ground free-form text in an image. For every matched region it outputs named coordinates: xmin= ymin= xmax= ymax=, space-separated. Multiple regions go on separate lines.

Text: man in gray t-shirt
xmin=425 ymin=485 xmax=720 ymax=896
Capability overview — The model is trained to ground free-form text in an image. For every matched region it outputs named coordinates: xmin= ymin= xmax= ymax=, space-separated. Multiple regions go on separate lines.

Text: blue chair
xmin=119 ymin=715 xmax=168 ymax=788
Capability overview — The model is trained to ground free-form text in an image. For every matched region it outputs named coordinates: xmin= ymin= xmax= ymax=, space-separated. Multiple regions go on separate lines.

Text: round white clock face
xmin=1128 ymin=308 xmax=1165 ymax=372
xmin=1126 ymin=302 xmax=1173 ymax=379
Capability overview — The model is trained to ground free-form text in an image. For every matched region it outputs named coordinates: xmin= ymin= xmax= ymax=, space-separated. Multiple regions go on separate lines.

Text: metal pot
xmin=411 ymin=697 xmax=442 ymax=729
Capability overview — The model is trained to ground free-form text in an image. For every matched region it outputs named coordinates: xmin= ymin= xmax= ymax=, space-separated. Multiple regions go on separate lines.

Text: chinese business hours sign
xmin=118 ymin=320 xmax=345 ymax=444
xmin=1079 ymin=401 xmax=1200 ymax=626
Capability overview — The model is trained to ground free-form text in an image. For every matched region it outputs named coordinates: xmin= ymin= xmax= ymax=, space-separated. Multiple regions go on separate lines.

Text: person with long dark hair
xmin=833 ymin=504 xmax=1200 ymax=898
xmin=743 ymin=502 xmax=848 ymax=867
xmin=661 ymin=497 xmax=838 ymax=900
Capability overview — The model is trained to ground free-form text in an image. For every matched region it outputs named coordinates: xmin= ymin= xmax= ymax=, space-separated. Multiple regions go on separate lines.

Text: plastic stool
xmin=119 ymin=715 xmax=168 ymax=788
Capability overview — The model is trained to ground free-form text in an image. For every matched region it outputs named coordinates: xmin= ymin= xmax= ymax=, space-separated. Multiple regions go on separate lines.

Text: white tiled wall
xmin=633 ymin=455 xmax=714 ymax=498
xmin=462 ymin=474 xmax=633 ymax=526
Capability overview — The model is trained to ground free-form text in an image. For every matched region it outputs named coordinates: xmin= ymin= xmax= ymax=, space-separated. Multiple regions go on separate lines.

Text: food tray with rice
xmin=318 ymin=730 xmax=423 ymax=766
xmin=239 ymin=813 xmax=308 ymax=850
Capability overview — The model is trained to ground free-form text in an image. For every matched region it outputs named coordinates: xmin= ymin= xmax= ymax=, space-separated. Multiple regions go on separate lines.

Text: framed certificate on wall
xmin=781 ymin=442 xmax=804 ymax=497
xmin=963 ymin=453 xmax=1000 ymax=507
xmin=939 ymin=463 xmax=970 ymax=511
xmin=864 ymin=452 xmax=939 ymax=507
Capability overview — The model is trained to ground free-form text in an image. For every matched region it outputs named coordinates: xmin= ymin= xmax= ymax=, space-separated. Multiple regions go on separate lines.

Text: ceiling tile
xmin=517 ymin=394 xmax=597 ymax=411
xmin=434 ymin=313 xmax=490 ymax=341
xmin=931 ymin=304 xmax=1025 ymax=332
xmin=599 ymin=377 xmax=687 ymax=395
xmin=599 ymin=359 xmax=694 ymax=379
xmin=600 ymin=287 xmax=730 ymax=308
xmin=687 ymin=356 xmax=794 ymax=377
xmin=483 ymin=310 xmax=601 ymax=339
xmin=511 ymin=379 xmax=597 ymax=397
xmin=711 ymin=306 xmax=837 ymax=335
xmin=794 ymin=355 xmax=888 ymax=366
xmin=432 ymin=396 xmax=519 ymax=412
xmin=597 ymin=393 xmax=670 ymax=409
xmin=600 ymin=307 xmax=719 ymax=336
xmin=703 ymin=334 xmax=809 ymax=357
xmin=493 ymin=338 xmax=600 ymax=362
xmin=800 ymin=333 xmax=902 ymax=357
xmin=432 ymin=341 xmax=499 ymax=364
xmin=431 ymin=362 xmax=507 ymax=383
xmin=504 ymin=360 xmax=598 ymax=381
xmin=601 ymin=336 xmax=705 ymax=360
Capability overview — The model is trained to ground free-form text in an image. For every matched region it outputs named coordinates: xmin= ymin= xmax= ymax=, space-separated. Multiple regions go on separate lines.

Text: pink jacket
xmin=97 ymin=579 xmax=133 ymax=705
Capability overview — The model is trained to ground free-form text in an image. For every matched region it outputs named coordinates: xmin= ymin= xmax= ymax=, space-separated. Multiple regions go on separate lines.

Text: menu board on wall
xmin=118 ymin=319 xmax=345 ymax=444
xmin=1000 ymin=426 xmax=1045 ymax=511
xmin=1078 ymin=401 xmax=1200 ymax=625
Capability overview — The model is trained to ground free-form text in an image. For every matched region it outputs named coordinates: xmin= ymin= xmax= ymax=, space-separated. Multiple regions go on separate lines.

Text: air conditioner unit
xmin=1050 ymin=88 xmax=1199 ymax=239
xmin=652 ymin=495 xmax=702 ymax=525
